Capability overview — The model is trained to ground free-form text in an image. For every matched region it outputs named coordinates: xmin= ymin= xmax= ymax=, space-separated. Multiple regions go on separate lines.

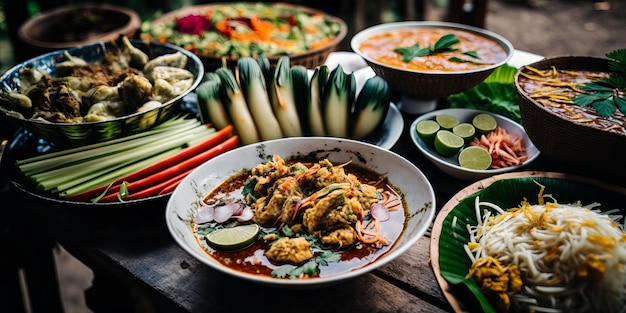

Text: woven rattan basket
xmin=515 ymin=56 xmax=626 ymax=182
xmin=146 ymin=3 xmax=347 ymax=71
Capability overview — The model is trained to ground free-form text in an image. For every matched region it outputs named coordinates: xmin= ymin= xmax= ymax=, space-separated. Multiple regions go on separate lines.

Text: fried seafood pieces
xmin=243 ymin=155 xmax=385 ymax=263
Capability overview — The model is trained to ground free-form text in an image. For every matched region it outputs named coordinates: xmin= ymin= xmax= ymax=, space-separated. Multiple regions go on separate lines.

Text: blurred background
xmin=0 ymin=0 xmax=624 ymax=312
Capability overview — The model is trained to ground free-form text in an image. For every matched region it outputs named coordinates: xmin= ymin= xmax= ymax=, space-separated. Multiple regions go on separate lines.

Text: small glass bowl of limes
xmin=410 ymin=108 xmax=540 ymax=180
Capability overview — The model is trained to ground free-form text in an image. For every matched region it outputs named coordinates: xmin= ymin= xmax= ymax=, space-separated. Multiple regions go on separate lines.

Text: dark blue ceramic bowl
xmin=0 ymin=39 xmax=204 ymax=146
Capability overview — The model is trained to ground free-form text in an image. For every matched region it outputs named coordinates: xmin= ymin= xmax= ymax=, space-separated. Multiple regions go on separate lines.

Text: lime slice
xmin=458 ymin=146 xmax=492 ymax=170
xmin=472 ymin=113 xmax=497 ymax=134
xmin=452 ymin=123 xmax=476 ymax=143
xmin=434 ymin=130 xmax=465 ymax=157
xmin=205 ymin=224 xmax=260 ymax=251
xmin=416 ymin=120 xmax=440 ymax=145
xmin=435 ymin=115 xmax=460 ymax=130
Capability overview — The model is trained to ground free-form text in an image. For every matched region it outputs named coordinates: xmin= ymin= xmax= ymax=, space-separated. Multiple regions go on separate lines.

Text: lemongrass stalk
xmin=18 ymin=121 xmax=207 ymax=175
xmin=16 ymin=116 xmax=200 ymax=167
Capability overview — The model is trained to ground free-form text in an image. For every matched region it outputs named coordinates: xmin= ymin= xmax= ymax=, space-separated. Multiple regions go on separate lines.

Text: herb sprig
xmin=572 ymin=48 xmax=626 ymax=117
xmin=393 ymin=34 xmax=481 ymax=64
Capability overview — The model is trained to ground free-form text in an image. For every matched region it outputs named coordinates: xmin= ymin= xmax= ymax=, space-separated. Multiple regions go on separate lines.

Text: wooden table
xmin=3 ymin=51 xmax=621 ymax=313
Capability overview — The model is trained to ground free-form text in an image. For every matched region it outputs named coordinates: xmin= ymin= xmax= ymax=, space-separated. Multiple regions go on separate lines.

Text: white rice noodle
xmin=464 ymin=198 xmax=626 ymax=313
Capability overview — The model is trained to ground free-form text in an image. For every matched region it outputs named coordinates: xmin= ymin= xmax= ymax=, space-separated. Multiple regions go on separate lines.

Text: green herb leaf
xmin=606 ymin=48 xmax=626 ymax=73
xmin=572 ymin=92 xmax=611 ymax=107
xmin=393 ymin=44 xmax=430 ymax=62
xmin=615 ymin=96 xmax=626 ymax=113
xmin=433 ymin=34 xmax=460 ymax=52
xmin=592 ymin=98 xmax=617 ymax=117
xmin=393 ymin=34 xmax=464 ymax=63
xmin=572 ymin=48 xmax=626 ymax=116
xmin=448 ymin=57 xmax=488 ymax=65
xmin=463 ymin=50 xmax=480 ymax=59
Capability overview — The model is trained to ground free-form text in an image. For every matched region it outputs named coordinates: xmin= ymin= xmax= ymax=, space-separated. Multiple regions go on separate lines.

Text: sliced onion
xmin=214 ymin=203 xmax=238 ymax=223
xmin=193 ymin=205 xmax=215 ymax=224
xmin=234 ymin=206 xmax=254 ymax=222
xmin=371 ymin=202 xmax=390 ymax=222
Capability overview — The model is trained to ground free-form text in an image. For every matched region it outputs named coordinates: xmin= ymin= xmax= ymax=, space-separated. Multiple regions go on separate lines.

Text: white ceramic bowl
xmin=165 ymin=137 xmax=436 ymax=288
xmin=409 ymin=108 xmax=540 ymax=181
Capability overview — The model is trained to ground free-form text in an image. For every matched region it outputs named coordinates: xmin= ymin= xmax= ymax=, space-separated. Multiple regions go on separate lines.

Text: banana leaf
xmin=436 ymin=174 xmax=626 ymax=312
xmin=447 ymin=64 xmax=520 ymax=123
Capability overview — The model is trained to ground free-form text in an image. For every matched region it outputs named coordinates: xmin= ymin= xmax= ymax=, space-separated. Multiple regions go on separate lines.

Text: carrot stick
xmin=101 ymin=169 xmax=194 ymax=202
xmin=156 ymin=173 xmax=187 ymax=196
xmin=67 ymin=125 xmax=234 ymax=201
xmin=97 ymin=135 xmax=239 ymax=202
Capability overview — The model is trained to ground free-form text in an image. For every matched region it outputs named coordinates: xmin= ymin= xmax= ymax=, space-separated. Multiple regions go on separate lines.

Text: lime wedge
xmin=472 ymin=113 xmax=497 ymax=134
xmin=416 ymin=120 xmax=440 ymax=145
xmin=452 ymin=123 xmax=476 ymax=143
xmin=435 ymin=115 xmax=460 ymax=130
xmin=458 ymin=146 xmax=492 ymax=170
xmin=205 ymin=224 xmax=260 ymax=251
xmin=434 ymin=130 xmax=465 ymax=157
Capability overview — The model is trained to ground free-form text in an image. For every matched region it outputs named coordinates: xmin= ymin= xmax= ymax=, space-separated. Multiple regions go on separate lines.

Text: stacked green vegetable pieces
xmin=196 ymin=55 xmax=392 ymax=145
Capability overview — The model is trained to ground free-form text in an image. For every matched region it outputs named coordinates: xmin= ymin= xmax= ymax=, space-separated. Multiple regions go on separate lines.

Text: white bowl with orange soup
xmin=351 ymin=21 xmax=514 ymax=113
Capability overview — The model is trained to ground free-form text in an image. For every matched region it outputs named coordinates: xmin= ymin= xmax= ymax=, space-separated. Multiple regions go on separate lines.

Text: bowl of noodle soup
xmin=430 ymin=171 xmax=626 ymax=313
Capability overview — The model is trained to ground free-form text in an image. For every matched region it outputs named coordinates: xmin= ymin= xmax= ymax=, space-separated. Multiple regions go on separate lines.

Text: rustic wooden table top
xmin=49 ymin=103 xmax=575 ymax=313
xmin=5 ymin=51 xmax=621 ymax=313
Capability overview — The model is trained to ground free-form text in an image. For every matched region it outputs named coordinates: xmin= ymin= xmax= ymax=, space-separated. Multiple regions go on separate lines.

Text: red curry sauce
xmin=193 ymin=162 xmax=407 ymax=279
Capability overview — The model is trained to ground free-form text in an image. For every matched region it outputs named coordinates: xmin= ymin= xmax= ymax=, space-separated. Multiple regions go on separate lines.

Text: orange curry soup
xmin=358 ymin=28 xmax=508 ymax=72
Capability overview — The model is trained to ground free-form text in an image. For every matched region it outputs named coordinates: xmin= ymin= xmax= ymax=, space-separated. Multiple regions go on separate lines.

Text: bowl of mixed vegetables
xmin=141 ymin=2 xmax=347 ymax=71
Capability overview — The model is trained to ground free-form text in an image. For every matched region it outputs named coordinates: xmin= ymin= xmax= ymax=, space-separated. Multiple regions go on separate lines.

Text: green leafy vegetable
xmin=447 ymin=64 xmax=521 ymax=122
xmin=572 ymin=48 xmax=626 ymax=117
xmin=393 ymin=34 xmax=481 ymax=64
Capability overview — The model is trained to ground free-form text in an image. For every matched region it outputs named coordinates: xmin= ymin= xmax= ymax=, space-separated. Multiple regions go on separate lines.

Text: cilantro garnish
xmin=572 ymin=48 xmax=626 ymax=117
xmin=269 ymin=225 xmax=341 ymax=279
xmin=393 ymin=34 xmax=481 ymax=64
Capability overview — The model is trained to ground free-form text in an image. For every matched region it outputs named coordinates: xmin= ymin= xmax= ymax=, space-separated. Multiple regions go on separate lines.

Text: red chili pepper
xmin=67 ymin=125 xmax=234 ymax=201
xmin=98 ymin=135 xmax=239 ymax=202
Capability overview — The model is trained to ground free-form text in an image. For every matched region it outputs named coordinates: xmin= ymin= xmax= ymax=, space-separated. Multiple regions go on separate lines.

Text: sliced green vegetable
xmin=323 ymin=65 xmax=354 ymax=138
xmin=309 ymin=65 xmax=328 ymax=136
xmin=270 ymin=56 xmax=302 ymax=137
xmin=196 ymin=80 xmax=232 ymax=129
xmin=351 ymin=76 xmax=390 ymax=139
xmin=216 ymin=67 xmax=260 ymax=145
xmin=238 ymin=57 xmax=283 ymax=140
xmin=290 ymin=65 xmax=312 ymax=135
xmin=447 ymin=64 xmax=521 ymax=122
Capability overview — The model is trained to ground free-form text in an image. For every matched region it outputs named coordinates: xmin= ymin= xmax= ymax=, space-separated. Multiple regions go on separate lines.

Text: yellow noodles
xmin=465 ymin=196 xmax=626 ymax=313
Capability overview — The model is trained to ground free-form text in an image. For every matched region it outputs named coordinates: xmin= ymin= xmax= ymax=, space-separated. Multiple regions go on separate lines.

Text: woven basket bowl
xmin=147 ymin=3 xmax=347 ymax=71
xmin=350 ymin=21 xmax=514 ymax=101
xmin=0 ymin=39 xmax=204 ymax=147
xmin=17 ymin=3 xmax=141 ymax=60
xmin=515 ymin=56 xmax=626 ymax=181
